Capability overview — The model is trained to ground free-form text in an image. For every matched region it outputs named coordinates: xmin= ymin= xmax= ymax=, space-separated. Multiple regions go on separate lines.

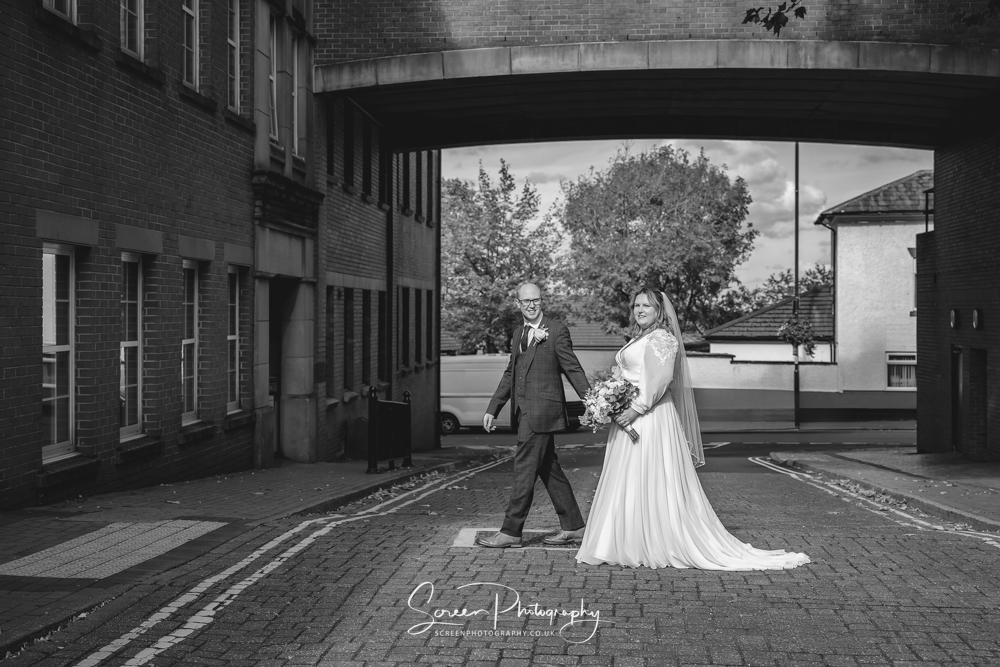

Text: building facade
xmin=919 ymin=138 xmax=999 ymax=460
xmin=2 ymin=0 xmax=439 ymax=509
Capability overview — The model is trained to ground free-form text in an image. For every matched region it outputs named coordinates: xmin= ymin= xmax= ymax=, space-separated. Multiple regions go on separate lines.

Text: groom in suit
xmin=476 ymin=282 xmax=592 ymax=548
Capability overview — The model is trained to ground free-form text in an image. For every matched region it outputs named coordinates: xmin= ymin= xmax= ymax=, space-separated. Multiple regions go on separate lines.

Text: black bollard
xmin=365 ymin=385 xmax=380 ymax=474
xmin=402 ymin=391 xmax=414 ymax=468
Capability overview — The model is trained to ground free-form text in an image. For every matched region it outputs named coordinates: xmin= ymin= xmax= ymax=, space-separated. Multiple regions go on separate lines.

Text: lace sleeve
xmin=631 ymin=328 xmax=678 ymax=415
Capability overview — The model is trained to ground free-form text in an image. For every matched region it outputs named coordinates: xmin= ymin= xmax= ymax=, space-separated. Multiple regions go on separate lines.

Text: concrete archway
xmin=315 ymin=35 xmax=1000 ymax=458
xmin=316 ymin=40 xmax=999 ymax=150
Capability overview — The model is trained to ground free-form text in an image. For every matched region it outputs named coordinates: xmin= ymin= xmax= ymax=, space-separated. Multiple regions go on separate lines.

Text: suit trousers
xmin=501 ymin=411 xmax=585 ymax=537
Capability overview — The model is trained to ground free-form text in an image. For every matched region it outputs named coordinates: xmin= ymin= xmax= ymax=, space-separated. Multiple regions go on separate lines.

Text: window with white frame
xmin=887 ymin=353 xmax=916 ymax=390
xmin=121 ymin=254 xmax=143 ymax=437
xmin=42 ymin=245 xmax=75 ymax=459
xmin=182 ymin=261 xmax=199 ymax=422
xmin=227 ymin=0 xmax=240 ymax=111
xmin=183 ymin=0 xmax=199 ymax=88
xmin=292 ymin=34 xmax=300 ymax=155
xmin=44 ymin=0 xmax=76 ymax=22
xmin=121 ymin=0 xmax=144 ymax=58
xmin=227 ymin=267 xmax=240 ymax=410
xmin=268 ymin=13 xmax=279 ymax=140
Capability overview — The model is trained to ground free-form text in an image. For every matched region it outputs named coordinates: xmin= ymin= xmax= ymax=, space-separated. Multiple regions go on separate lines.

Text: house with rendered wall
xmin=814 ymin=169 xmax=932 ymax=418
xmin=692 ymin=170 xmax=931 ymax=423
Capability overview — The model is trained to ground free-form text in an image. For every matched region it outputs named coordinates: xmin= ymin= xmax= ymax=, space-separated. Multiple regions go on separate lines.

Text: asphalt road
xmin=8 ymin=445 xmax=998 ymax=667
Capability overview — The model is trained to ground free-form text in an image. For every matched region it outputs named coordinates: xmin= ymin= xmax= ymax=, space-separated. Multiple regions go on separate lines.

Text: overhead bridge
xmin=316 ymin=40 xmax=1000 ymax=150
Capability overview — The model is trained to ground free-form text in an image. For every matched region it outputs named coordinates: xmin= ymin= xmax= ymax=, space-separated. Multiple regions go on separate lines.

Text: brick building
xmin=2 ymin=0 xmax=440 ymax=509
xmin=918 ymin=138 xmax=999 ymax=460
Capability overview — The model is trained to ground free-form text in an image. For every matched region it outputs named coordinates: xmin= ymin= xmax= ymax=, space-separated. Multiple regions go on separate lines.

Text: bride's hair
xmin=628 ymin=286 xmax=673 ymax=338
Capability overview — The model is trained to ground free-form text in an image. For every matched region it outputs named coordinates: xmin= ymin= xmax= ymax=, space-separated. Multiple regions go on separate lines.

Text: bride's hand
xmin=615 ymin=408 xmax=640 ymax=427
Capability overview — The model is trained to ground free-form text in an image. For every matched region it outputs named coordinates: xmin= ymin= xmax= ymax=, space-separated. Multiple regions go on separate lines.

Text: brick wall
xmin=1 ymin=0 xmax=259 ymax=508
xmin=313 ymin=0 xmax=1000 ymax=65
xmin=318 ymin=98 xmax=440 ymax=461
xmin=918 ymin=131 xmax=1000 ymax=459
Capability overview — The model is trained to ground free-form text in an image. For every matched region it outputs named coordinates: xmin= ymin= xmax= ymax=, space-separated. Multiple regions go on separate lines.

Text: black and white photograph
xmin=2 ymin=0 xmax=1000 ymax=664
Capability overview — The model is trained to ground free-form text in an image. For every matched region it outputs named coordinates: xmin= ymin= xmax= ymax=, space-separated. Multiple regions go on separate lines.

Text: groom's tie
xmin=519 ymin=326 xmax=529 ymax=353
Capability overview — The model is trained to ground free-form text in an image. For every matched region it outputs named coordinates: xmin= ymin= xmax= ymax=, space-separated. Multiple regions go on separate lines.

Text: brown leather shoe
xmin=542 ymin=527 xmax=585 ymax=545
xmin=475 ymin=532 xmax=523 ymax=548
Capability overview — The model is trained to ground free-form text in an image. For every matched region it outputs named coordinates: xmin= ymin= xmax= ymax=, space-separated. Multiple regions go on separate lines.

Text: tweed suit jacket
xmin=486 ymin=316 xmax=591 ymax=434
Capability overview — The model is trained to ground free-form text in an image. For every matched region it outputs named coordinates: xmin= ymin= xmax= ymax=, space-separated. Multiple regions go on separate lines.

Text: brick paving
xmin=4 ymin=447 xmax=1000 ymax=666
xmin=0 ymin=446 xmax=503 ymax=657
xmin=770 ymin=447 xmax=1000 ymax=529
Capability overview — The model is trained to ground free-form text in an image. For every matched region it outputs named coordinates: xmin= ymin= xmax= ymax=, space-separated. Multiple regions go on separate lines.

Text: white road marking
xmin=702 ymin=442 xmax=731 ymax=450
xmin=0 ymin=520 xmax=226 ymax=579
xmin=75 ymin=456 xmax=512 ymax=667
xmin=748 ymin=456 xmax=1000 ymax=551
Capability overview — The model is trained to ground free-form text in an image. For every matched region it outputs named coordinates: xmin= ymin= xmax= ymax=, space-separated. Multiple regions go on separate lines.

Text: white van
xmin=440 ymin=354 xmax=583 ymax=435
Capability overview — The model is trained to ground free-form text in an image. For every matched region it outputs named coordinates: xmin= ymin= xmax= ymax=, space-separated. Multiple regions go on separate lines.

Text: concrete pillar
xmin=253 ymin=277 xmax=274 ymax=468
xmin=280 ymin=281 xmax=316 ymax=462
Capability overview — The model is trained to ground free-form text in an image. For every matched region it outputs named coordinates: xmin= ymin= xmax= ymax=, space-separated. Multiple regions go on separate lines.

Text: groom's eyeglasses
xmin=518 ymin=298 xmax=541 ymax=306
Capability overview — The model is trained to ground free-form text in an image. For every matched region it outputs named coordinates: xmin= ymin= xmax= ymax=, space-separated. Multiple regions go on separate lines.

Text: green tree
xmin=441 ymin=160 xmax=563 ymax=353
xmin=750 ymin=264 xmax=833 ymax=308
xmin=557 ymin=144 xmax=757 ymax=336
xmin=705 ymin=264 xmax=834 ymax=329
xmin=743 ymin=1 xmax=998 ymax=35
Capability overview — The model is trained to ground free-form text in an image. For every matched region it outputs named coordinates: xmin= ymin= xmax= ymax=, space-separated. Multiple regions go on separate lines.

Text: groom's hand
xmin=483 ymin=414 xmax=495 ymax=432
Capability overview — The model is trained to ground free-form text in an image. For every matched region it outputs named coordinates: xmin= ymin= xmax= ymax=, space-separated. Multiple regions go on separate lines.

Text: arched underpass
xmin=316 ymin=39 xmax=1000 ymax=458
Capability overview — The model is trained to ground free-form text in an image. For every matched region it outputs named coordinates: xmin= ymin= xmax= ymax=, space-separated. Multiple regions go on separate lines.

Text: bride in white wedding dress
xmin=576 ymin=287 xmax=811 ymax=571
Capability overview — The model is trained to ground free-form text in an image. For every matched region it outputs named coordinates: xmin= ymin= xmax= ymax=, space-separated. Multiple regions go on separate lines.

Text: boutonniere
xmin=532 ymin=326 xmax=549 ymax=345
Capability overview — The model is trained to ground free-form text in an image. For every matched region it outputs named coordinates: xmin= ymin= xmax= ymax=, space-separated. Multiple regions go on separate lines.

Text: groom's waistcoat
xmin=486 ymin=317 xmax=591 ymax=434
xmin=513 ymin=343 xmax=532 ymax=410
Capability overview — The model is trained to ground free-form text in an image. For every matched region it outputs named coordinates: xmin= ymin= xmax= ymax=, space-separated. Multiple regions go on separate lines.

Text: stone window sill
xmin=224 ymin=409 xmax=255 ymax=431
xmin=36 ymin=7 xmax=101 ymax=52
xmin=399 ymin=366 xmax=412 ymax=377
xmin=115 ymin=50 xmax=166 ymax=86
xmin=361 ymin=192 xmax=374 ymax=204
xmin=36 ymin=455 xmax=101 ymax=490
xmin=342 ymin=182 xmax=357 ymax=195
xmin=415 ymin=214 xmax=426 ymax=224
xmin=116 ymin=436 xmax=164 ymax=465
xmin=342 ymin=390 xmax=360 ymax=404
xmin=401 ymin=207 xmax=413 ymax=217
xmin=224 ymin=108 xmax=255 ymax=133
xmin=270 ymin=141 xmax=284 ymax=161
xmin=179 ymin=83 xmax=218 ymax=113
xmin=179 ymin=420 xmax=216 ymax=446
xmin=378 ymin=201 xmax=390 ymax=211
xmin=326 ymin=396 xmax=341 ymax=410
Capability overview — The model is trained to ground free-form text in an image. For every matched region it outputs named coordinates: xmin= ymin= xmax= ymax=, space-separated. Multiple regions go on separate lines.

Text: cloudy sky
xmin=441 ymin=140 xmax=932 ymax=288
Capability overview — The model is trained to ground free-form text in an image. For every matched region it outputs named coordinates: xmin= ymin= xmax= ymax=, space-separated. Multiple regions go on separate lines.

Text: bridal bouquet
xmin=579 ymin=376 xmax=640 ymax=443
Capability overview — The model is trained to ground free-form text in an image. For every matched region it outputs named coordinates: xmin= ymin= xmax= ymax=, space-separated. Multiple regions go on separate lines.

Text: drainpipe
xmin=816 ymin=217 xmax=836 ymax=365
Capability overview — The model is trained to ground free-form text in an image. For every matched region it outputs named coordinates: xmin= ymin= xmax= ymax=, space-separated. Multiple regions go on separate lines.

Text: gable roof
xmin=815 ymin=170 xmax=933 ymax=224
xmin=704 ymin=285 xmax=834 ymax=341
xmin=567 ymin=319 xmax=628 ymax=349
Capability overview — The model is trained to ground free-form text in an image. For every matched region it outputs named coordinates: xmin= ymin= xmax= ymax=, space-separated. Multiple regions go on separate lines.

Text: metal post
xmin=793 ymin=142 xmax=801 ymax=429
xmin=402 ymin=391 xmax=413 ymax=468
xmin=366 ymin=385 xmax=380 ymax=474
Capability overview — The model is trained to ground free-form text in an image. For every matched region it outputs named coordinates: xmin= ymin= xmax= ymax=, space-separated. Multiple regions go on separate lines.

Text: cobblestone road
xmin=6 ymin=446 xmax=1000 ymax=667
